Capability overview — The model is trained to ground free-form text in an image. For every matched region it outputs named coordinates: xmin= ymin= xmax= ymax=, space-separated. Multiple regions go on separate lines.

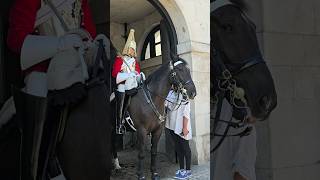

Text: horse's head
xmin=169 ymin=58 xmax=197 ymax=100
xmin=211 ymin=0 xmax=277 ymax=121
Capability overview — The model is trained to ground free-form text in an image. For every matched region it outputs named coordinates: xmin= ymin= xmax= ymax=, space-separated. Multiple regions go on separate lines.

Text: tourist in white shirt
xmin=165 ymin=89 xmax=192 ymax=179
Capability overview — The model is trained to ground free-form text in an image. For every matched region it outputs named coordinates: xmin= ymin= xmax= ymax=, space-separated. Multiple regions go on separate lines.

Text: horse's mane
xmin=145 ymin=61 xmax=170 ymax=84
xmin=145 ymin=58 xmax=188 ymax=84
xmin=211 ymin=0 xmax=247 ymax=11
xmin=230 ymin=0 xmax=248 ymax=11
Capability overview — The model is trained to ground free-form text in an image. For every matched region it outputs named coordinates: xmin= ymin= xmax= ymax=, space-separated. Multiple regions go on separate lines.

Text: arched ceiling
xmin=111 ymin=0 xmax=156 ymax=23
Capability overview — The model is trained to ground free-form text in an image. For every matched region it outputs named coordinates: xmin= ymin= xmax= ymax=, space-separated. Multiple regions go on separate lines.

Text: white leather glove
xmin=140 ymin=72 xmax=146 ymax=81
xmin=58 ymin=34 xmax=84 ymax=51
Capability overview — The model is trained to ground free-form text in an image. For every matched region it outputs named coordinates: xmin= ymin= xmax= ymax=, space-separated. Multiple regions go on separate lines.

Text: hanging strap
xmin=141 ymin=84 xmax=165 ymax=123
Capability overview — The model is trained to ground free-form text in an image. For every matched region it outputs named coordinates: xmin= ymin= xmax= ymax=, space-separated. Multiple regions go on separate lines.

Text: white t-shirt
xmin=165 ymin=90 xmax=192 ymax=140
xmin=212 ymin=99 xmax=257 ymax=180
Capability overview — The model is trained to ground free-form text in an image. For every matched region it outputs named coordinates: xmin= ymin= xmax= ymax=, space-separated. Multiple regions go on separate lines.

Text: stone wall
xmin=245 ymin=0 xmax=320 ymax=179
xmin=129 ymin=10 xmax=163 ymax=75
xmin=110 ymin=22 xmax=125 ymax=53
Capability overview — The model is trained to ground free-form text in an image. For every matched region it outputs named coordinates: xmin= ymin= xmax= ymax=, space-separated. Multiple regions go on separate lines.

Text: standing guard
xmin=112 ymin=29 xmax=144 ymax=134
xmin=7 ymin=0 xmax=96 ymax=179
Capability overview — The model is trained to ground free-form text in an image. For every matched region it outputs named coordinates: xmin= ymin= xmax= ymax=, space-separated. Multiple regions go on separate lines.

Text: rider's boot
xmin=36 ymin=103 xmax=63 ymax=180
xmin=13 ymin=88 xmax=47 ymax=180
xmin=116 ymin=92 xmax=126 ymax=134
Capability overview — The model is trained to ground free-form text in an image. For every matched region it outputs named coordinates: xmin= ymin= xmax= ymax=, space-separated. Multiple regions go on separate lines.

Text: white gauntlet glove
xmin=21 ymin=34 xmax=84 ymax=70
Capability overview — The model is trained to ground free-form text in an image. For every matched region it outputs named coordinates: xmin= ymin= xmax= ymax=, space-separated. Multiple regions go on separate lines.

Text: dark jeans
xmin=169 ymin=129 xmax=191 ymax=170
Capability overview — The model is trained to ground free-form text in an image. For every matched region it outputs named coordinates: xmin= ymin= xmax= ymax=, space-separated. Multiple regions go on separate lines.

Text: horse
xmin=0 ymin=37 xmax=114 ymax=180
xmin=112 ymin=57 xmax=197 ymax=180
xmin=210 ymin=0 xmax=277 ymax=178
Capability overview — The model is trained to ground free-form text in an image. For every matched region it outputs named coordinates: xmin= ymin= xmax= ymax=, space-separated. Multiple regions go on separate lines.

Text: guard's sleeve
xmin=7 ymin=0 xmax=41 ymax=53
xmin=81 ymin=0 xmax=97 ymax=38
xmin=112 ymin=56 xmax=123 ymax=78
xmin=135 ymin=59 xmax=141 ymax=74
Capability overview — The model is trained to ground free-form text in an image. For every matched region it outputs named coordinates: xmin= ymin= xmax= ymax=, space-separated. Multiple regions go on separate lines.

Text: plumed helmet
xmin=122 ymin=29 xmax=136 ymax=57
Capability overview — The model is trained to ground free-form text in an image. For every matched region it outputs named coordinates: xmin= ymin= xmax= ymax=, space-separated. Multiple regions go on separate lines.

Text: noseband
xmin=211 ymin=0 xmax=265 ymax=152
xmin=169 ymin=60 xmax=192 ymax=100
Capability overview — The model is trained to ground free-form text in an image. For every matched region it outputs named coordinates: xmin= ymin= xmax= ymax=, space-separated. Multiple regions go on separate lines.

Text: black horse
xmin=210 ymin=0 xmax=277 ymax=151
xmin=112 ymin=57 xmax=197 ymax=180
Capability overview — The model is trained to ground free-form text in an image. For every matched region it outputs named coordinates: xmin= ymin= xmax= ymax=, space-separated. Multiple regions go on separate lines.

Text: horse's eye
xmin=222 ymin=24 xmax=233 ymax=32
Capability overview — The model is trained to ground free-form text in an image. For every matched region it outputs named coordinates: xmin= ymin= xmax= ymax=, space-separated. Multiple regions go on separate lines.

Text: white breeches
xmin=117 ymin=76 xmax=138 ymax=93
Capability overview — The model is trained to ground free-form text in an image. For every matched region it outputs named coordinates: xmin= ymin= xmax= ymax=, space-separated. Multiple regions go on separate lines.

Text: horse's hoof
xmin=152 ymin=173 xmax=160 ymax=180
xmin=138 ymin=176 xmax=146 ymax=180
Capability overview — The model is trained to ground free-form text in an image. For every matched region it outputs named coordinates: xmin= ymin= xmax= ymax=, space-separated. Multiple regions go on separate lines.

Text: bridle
xmin=211 ymin=0 xmax=265 ymax=152
xmin=141 ymin=59 xmax=193 ymax=123
xmin=169 ymin=59 xmax=193 ymax=101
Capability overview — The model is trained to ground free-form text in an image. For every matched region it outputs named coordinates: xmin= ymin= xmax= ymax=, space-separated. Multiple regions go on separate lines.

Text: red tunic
xmin=112 ymin=56 xmax=141 ymax=78
xmin=7 ymin=0 xmax=96 ymax=74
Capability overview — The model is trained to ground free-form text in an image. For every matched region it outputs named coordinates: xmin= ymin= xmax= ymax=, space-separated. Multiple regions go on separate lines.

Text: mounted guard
xmin=5 ymin=0 xmax=99 ymax=179
xmin=112 ymin=29 xmax=145 ymax=134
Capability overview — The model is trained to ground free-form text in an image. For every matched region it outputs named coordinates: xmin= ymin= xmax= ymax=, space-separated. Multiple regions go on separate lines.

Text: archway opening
xmin=109 ymin=0 xmax=179 ymax=76
xmin=109 ymin=0 xmax=183 ymax=163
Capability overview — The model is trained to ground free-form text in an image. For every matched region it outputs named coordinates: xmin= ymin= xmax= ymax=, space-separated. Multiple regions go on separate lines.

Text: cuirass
xmin=121 ymin=56 xmax=136 ymax=73
xmin=36 ymin=0 xmax=82 ymax=37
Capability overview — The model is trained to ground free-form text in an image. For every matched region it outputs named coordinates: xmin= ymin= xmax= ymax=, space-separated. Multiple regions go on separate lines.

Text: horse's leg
xmin=150 ymin=126 xmax=163 ymax=180
xmin=137 ymin=127 xmax=147 ymax=180
xmin=111 ymin=131 xmax=121 ymax=170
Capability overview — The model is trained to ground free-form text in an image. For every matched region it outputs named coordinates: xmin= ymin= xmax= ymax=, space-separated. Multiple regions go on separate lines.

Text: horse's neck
xmin=147 ymin=64 xmax=171 ymax=104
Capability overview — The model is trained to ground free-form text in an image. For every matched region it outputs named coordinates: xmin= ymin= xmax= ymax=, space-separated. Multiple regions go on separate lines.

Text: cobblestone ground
xmin=52 ymin=148 xmax=209 ymax=180
xmin=111 ymin=149 xmax=210 ymax=180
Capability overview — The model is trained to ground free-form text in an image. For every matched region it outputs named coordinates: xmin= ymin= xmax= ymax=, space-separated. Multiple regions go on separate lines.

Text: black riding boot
xmin=37 ymin=103 xmax=63 ymax=180
xmin=116 ymin=92 xmax=126 ymax=134
xmin=13 ymin=88 xmax=47 ymax=180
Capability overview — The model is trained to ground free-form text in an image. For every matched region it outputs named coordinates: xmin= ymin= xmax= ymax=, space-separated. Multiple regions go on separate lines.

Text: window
xmin=141 ymin=25 xmax=162 ymax=60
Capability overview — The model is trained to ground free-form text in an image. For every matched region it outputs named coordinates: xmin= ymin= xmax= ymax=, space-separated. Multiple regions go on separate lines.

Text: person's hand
xmin=140 ymin=72 xmax=146 ymax=81
xmin=130 ymin=72 xmax=137 ymax=78
xmin=58 ymin=34 xmax=84 ymax=51
xmin=182 ymin=127 xmax=189 ymax=137
xmin=136 ymin=73 xmax=141 ymax=82
xmin=68 ymin=28 xmax=92 ymax=41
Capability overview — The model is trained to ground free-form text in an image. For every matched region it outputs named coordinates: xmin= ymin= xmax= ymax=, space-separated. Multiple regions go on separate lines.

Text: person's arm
xmin=135 ymin=59 xmax=141 ymax=74
xmin=182 ymin=101 xmax=191 ymax=137
xmin=112 ymin=56 xmax=123 ymax=78
xmin=182 ymin=116 xmax=189 ymax=137
xmin=7 ymin=0 xmax=85 ymax=70
xmin=7 ymin=0 xmax=40 ymax=53
xmin=81 ymin=0 xmax=96 ymax=38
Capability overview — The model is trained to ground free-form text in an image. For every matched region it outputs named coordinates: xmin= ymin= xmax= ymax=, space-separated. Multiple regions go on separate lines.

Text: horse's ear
xmin=169 ymin=60 xmax=174 ymax=70
xmin=170 ymin=51 xmax=179 ymax=62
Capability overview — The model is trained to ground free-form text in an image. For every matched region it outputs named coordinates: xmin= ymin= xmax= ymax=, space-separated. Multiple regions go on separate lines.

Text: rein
xmin=211 ymin=0 xmax=264 ymax=152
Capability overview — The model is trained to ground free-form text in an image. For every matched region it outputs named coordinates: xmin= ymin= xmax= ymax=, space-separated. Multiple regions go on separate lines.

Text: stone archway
xmin=146 ymin=0 xmax=210 ymax=164
xmin=157 ymin=0 xmax=211 ymax=164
